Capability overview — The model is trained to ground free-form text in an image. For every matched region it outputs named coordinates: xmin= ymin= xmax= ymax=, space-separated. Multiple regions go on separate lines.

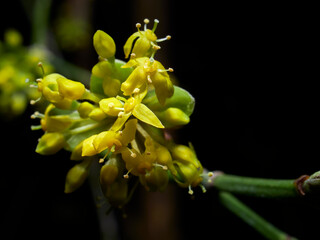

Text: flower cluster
xmin=0 ymin=29 xmax=53 ymax=117
xmin=32 ymin=19 xmax=204 ymax=208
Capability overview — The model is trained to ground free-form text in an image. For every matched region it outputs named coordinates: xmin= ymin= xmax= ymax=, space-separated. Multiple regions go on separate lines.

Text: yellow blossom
xmin=36 ymin=132 xmax=66 ymax=155
xmin=123 ymin=18 xmax=170 ymax=58
xmin=121 ymin=57 xmax=174 ymax=105
xmin=111 ymin=91 xmax=164 ymax=131
xmin=81 ymin=119 xmax=137 ymax=157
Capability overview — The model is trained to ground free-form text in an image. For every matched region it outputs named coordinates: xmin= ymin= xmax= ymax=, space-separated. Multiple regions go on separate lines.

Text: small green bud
xmin=140 ymin=166 xmax=169 ymax=192
xmin=36 ymin=132 xmax=65 ymax=155
xmin=104 ymin=178 xmax=128 ymax=208
xmin=64 ymin=160 xmax=90 ymax=193
xmin=78 ymin=102 xmax=95 ymax=118
xmin=100 ymin=158 xmax=119 ymax=186
xmin=155 ymin=107 xmax=190 ymax=128
xmin=93 ymin=30 xmax=116 ymax=59
xmin=88 ymin=108 xmax=107 ymax=121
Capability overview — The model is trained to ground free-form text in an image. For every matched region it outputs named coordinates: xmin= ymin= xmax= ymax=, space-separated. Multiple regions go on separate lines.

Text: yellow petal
xmin=119 ymin=119 xmax=137 ymax=146
xmin=57 ymin=77 xmax=85 ymax=100
xmin=123 ymin=32 xmax=140 ymax=58
xmin=110 ymin=112 xmax=132 ymax=132
xmin=120 ymin=66 xmax=147 ymax=96
xmin=82 ymin=135 xmax=98 ymax=156
xmin=93 ymin=131 xmax=122 ymax=154
xmin=132 ymin=103 xmax=164 ymax=128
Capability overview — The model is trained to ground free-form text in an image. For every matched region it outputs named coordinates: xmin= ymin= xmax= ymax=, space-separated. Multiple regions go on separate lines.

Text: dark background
xmin=1 ymin=0 xmax=318 ymax=239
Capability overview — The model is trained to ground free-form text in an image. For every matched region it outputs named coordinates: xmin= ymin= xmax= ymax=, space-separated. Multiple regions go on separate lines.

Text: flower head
xmin=123 ymin=19 xmax=171 ymax=59
xmin=121 ymin=57 xmax=174 ymax=105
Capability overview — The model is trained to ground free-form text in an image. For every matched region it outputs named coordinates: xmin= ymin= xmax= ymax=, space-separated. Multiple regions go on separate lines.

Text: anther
xmin=118 ymin=112 xmax=124 ymax=118
xmin=144 ymin=18 xmax=150 ymax=31
xmin=133 ymin=88 xmax=140 ymax=94
xmin=30 ymin=98 xmax=41 ymax=105
xmin=108 ymin=102 xmax=114 ymax=108
xmin=130 ymin=53 xmax=136 ymax=58
xmin=188 ymin=185 xmax=194 ymax=195
xmin=156 ymin=35 xmax=172 ymax=42
xmin=136 ymin=23 xmax=141 ymax=29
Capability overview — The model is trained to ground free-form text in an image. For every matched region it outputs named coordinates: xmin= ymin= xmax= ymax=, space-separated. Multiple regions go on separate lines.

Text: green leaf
xmin=143 ymin=86 xmax=195 ymax=116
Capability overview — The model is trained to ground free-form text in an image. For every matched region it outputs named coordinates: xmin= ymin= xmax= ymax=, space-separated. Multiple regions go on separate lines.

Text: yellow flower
xmin=37 ymin=73 xmax=85 ymax=109
xmin=39 ymin=104 xmax=73 ymax=132
xmin=171 ymin=144 xmax=204 ymax=194
xmin=121 ymin=137 xmax=173 ymax=179
xmin=36 ymin=132 xmax=66 ymax=155
xmin=64 ymin=160 xmax=91 ymax=193
xmin=110 ymin=91 xmax=164 ymax=131
xmin=81 ymin=119 xmax=137 ymax=157
xmin=121 ymin=57 xmax=174 ymax=105
xmin=123 ymin=18 xmax=171 ymax=58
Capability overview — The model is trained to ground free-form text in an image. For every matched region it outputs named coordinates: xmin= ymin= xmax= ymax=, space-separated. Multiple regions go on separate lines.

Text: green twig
xmin=207 ymin=173 xmax=298 ymax=198
xmin=219 ymin=191 xmax=298 ymax=240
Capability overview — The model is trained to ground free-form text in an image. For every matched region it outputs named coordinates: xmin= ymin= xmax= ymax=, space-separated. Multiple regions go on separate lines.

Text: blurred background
xmin=1 ymin=0 xmax=318 ymax=239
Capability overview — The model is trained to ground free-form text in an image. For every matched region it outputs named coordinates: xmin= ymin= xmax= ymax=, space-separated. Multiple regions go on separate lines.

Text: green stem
xmin=204 ymin=172 xmax=299 ymax=198
xmin=219 ymin=191 xmax=298 ymax=240
xmin=31 ymin=0 xmax=52 ymax=45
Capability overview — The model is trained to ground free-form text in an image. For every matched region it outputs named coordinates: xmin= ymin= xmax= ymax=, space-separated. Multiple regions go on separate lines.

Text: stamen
xmin=123 ymin=169 xmax=132 ymax=179
xmin=30 ymin=97 xmax=41 ymax=105
xmin=151 ymin=19 xmax=159 ymax=33
xmin=200 ymin=184 xmax=207 ymax=193
xmin=126 ymin=147 xmax=137 ymax=158
xmin=118 ymin=112 xmax=124 ymax=118
xmin=30 ymin=111 xmax=44 ymax=119
xmin=99 ymin=150 xmax=110 ymax=163
xmin=147 ymin=75 xmax=152 ymax=83
xmin=38 ymin=62 xmax=45 ymax=76
xmin=156 ymin=35 xmax=171 ymax=43
xmin=144 ymin=18 xmax=149 ymax=31
xmin=188 ymin=185 xmax=194 ymax=195
xmin=153 ymin=163 xmax=168 ymax=170
xmin=158 ymin=67 xmax=174 ymax=73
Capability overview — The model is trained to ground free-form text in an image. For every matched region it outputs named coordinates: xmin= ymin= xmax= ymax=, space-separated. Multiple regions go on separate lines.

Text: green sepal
xmin=142 ymin=86 xmax=195 ymax=117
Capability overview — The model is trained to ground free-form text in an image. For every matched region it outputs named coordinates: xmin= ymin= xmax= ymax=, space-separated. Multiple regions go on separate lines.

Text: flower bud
xmin=93 ymin=30 xmax=116 ymax=59
xmin=100 ymin=158 xmax=119 ymax=186
xmin=88 ymin=108 xmax=107 ymax=121
xmin=78 ymin=102 xmax=95 ymax=118
xmin=155 ymin=107 xmax=190 ymax=128
xmin=104 ymin=178 xmax=128 ymax=208
xmin=56 ymin=77 xmax=85 ymax=100
xmin=36 ymin=132 xmax=65 ymax=155
xmin=140 ymin=166 xmax=169 ymax=192
xmin=64 ymin=160 xmax=90 ymax=193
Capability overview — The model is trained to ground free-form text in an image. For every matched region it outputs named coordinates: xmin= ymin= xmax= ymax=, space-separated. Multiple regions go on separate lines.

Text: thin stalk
xmin=219 ymin=191 xmax=298 ymax=240
xmin=204 ymin=172 xmax=299 ymax=198
xmin=31 ymin=0 xmax=52 ymax=45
